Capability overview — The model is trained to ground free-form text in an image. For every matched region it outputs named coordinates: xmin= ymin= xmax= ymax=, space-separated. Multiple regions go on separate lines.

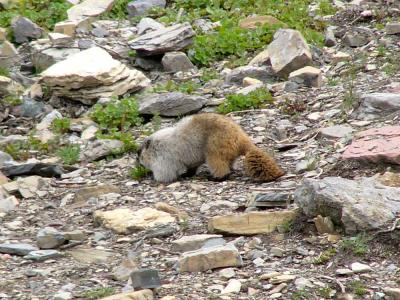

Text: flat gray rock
xmin=0 ymin=243 xmax=39 ymax=256
xmin=129 ymin=23 xmax=195 ymax=56
xmin=11 ymin=16 xmax=43 ymax=43
xmin=354 ymin=93 xmax=400 ymax=120
xmin=224 ymin=66 xmax=274 ymax=85
xmin=162 ymin=51 xmax=194 ymax=73
xmin=294 ymin=176 xmax=400 ymax=234
xmin=37 ymin=227 xmax=66 ymax=249
xmin=138 ymin=92 xmax=207 ymax=116
xmin=25 ymin=250 xmax=62 ymax=261
xmin=127 ymin=0 xmax=166 ymax=17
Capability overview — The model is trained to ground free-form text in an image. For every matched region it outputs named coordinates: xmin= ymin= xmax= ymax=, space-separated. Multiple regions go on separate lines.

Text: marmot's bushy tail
xmin=244 ymin=146 xmax=285 ymax=182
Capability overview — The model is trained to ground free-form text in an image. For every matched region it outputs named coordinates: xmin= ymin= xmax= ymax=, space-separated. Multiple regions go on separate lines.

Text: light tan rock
xmin=0 ymin=40 xmax=18 ymax=57
xmin=248 ymin=49 xmax=270 ymax=66
xmin=0 ymin=75 xmax=24 ymax=96
xmin=221 ymin=279 xmax=241 ymax=294
xmin=243 ymin=77 xmax=263 ymax=86
xmin=94 ymin=207 xmax=175 ymax=234
xmin=270 ymin=274 xmax=296 ymax=284
xmin=155 ymin=201 xmax=188 ymax=220
xmin=67 ymin=0 xmax=117 ymax=21
xmin=54 ymin=20 xmax=78 ymax=37
xmin=384 ymin=287 xmax=400 ymax=300
xmin=99 ymin=290 xmax=153 ymax=300
xmin=208 ymin=210 xmax=299 ymax=235
xmin=239 ymin=15 xmax=282 ymax=29
xmin=3 ymin=176 xmax=48 ymax=199
xmin=376 ymin=171 xmax=400 ymax=187
xmin=171 ymin=234 xmax=224 ymax=252
xmin=314 ymin=215 xmax=335 ymax=234
xmin=179 ymin=244 xmax=243 ymax=273
xmin=331 ymin=51 xmax=351 ymax=64
xmin=267 ymin=29 xmax=312 ymax=77
xmin=67 ymin=247 xmax=114 ymax=264
xmin=73 ymin=184 xmax=120 ymax=205
xmin=0 ymin=28 xmax=6 ymax=41
xmin=288 ymin=66 xmax=322 ymax=88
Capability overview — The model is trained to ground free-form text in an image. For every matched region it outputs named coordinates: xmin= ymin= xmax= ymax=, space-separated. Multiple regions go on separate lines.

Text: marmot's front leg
xmin=181 ymin=167 xmax=198 ymax=178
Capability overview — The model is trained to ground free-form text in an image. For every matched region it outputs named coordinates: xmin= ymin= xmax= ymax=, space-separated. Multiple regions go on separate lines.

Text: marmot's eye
xmin=143 ymin=139 xmax=151 ymax=149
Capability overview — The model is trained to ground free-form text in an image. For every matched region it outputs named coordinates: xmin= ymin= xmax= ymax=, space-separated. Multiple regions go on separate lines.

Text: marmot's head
xmin=138 ymin=137 xmax=154 ymax=169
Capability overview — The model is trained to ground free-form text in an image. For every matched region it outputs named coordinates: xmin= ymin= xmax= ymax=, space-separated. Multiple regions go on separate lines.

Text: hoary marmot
xmin=138 ymin=113 xmax=285 ymax=183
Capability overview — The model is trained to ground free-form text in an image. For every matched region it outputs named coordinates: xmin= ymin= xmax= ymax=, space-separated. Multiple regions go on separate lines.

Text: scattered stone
xmin=219 ymin=268 xmax=236 ymax=280
xmin=288 ymin=66 xmax=322 ymax=88
xmin=1 ymin=163 xmax=64 ymax=178
xmin=40 ymin=47 xmax=150 ymax=105
xmin=138 ymin=92 xmax=207 ymax=117
xmin=11 ymin=16 xmax=43 ymax=43
xmin=80 ymin=139 xmax=123 ymax=162
xmin=221 ymin=279 xmax=241 ymax=294
xmin=53 ymin=291 xmax=73 ymax=300
xmin=386 ymin=23 xmax=400 ymax=35
xmin=32 ymin=46 xmax=81 ymax=71
xmin=319 ymin=125 xmax=354 ymax=140
xmin=48 ymin=33 xmax=74 ymax=46
xmin=36 ymin=227 xmax=66 ymax=249
xmin=331 ymin=51 xmax=351 ymax=64
xmin=336 ymin=268 xmax=354 ymax=276
xmin=270 ymin=274 xmax=296 ymax=284
xmin=0 ymin=196 xmax=18 ymax=213
xmin=171 ymin=234 xmax=225 ymax=252
xmin=113 ymin=253 xmax=138 ymax=281
xmin=162 ymin=51 xmax=194 ymax=72
xmin=67 ymin=0 xmax=116 ymax=20
xmin=3 ymin=175 xmax=48 ymax=198
xmin=354 ymin=93 xmax=400 ymax=120
xmin=208 ymin=210 xmax=298 ymax=235
xmin=351 ymin=262 xmax=372 ymax=273
xmin=239 ymin=15 xmax=282 ymax=29
xmin=127 ymin=0 xmax=166 ymax=17
xmin=67 ymin=247 xmax=114 ymax=264
xmin=94 ymin=207 xmax=175 ymax=234
xmin=342 ymin=126 xmax=400 ymax=164
xmin=246 ymin=192 xmax=290 ymax=208
xmin=243 ymin=77 xmax=262 ymax=86
xmin=294 ymin=176 xmax=400 ymax=234
xmin=343 ymin=32 xmax=371 ymax=47
xmin=73 ymin=184 xmax=120 ymax=204
xmin=25 ymin=249 xmax=62 ymax=261
xmin=130 ymin=269 xmax=161 ymax=289
xmin=129 ymin=23 xmax=195 ymax=56
xmin=270 ymin=247 xmax=285 ymax=257
xmin=99 ymin=290 xmax=154 ymax=300
xmin=376 ymin=172 xmax=400 ymax=187
xmin=64 ymin=230 xmax=87 ymax=241
xmin=267 ymin=29 xmax=312 ymax=77
xmin=0 ymin=40 xmax=19 ymax=67
xmin=384 ymin=288 xmax=400 ymax=300
xmin=325 ymin=26 xmax=337 ymax=47
xmin=314 ymin=215 xmax=335 ymax=234
xmin=0 ymin=243 xmax=38 ymax=256
xmin=0 ymin=75 xmax=24 ymax=96
xmin=135 ymin=57 xmax=163 ymax=71
xmin=137 ymin=17 xmax=165 ymax=35
xmin=54 ymin=20 xmax=78 ymax=37
xmin=248 ymin=49 xmax=270 ymax=66
xmin=224 ymin=66 xmax=273 ymax=84
xmin=178 ymin=244 xmax=243 ymax=273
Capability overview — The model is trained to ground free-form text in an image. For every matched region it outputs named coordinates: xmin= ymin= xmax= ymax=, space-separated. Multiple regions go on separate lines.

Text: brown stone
xmin=208 ymin=210 xmax=299 ymax=235
xmin=73 ymin=184 xmax=120 ymax=205
xmin=377 ymin=171 xmax=400 ymax=187
xmin=239 ymin=15 xmax=282 ymax=29
xmin=99 ymin=290 xmax=153 ymax=300
xmin=314 ymin=215 xmax=335 ymax=234
xmin=342 ymin=126 xmax=400 ymax=164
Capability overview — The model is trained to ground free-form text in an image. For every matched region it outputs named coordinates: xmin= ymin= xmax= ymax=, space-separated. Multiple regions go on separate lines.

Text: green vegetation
xmin=317 ymin=286 xmax=333 ymax=298
xmin=97 ymin=131 xmax=138 ymax=154
xmin=102 ymin=0 xmax=130 ymax=20
xmin=0 ymin=67 xmax=10 ymax=77
xmin=316 ymin=0 xmax=337 ymax=16
xmin=278 ymin=220 xmax=294 ymax=233
xmin=311 ymin=247 xmax=337 ymax=265
xmin=217 ymin=87 xmax=274 ymax=114
xmin=51 ymin=118 xmax=71 ymax=134
xmin=81 ymin=287 xmax=116 ymax=300
xmin=291 ymin=289 xmax=311 ymax=300
xmin=56 ymin=144 xmax=80 ymax=165
xmin=200 ymin=68 xmax=219 ymax=82
xmin=3 ymin=94 xmax=22 ymax=106
xmin=1 ymin=135 xmax=54 ymax=161
xmin=0 ymin=0 xmax=71 ymax=31
xmin=130 ymin=165 xmax=151 ymax=180
xmin=347 ymin=280 xmax=367 ymax=296
xmin=150 ymin=80 xmax=201 ymax=94
xmin=90 ymin=97 xmax=143 ymax=132
xmin=340 ymin=234 xmax=370 ymax=256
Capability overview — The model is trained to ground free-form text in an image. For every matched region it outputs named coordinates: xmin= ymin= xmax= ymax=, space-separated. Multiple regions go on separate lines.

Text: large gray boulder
xmin=138 ymin=92 xmax=207 ymax=116
xmin=294 ymin=176 xmax=400 ymax=234
xmin=354 ymin=93 xmax=400 ymax=120
xmin=267 ymin=29 xmax=312 ymax=77
xmin=11 ymin=16 xmax=43 ymax=43
xmin=129 ymin=23 xmax=195 ymax=56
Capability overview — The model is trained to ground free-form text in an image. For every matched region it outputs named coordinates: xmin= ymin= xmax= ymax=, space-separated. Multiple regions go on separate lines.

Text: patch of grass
xmin=347 ymin=280 xmax=367 ymax=297
xmin=97 ymin=131 xmax=138 ymax=154
xmin=2 ymin=141 xmax=30 ymax=161
xmin=376 ymin=45 xmax=387 ymax=57
xmin=278 ymin=220 xmax=294 ymax=233
xmin=90 ymin=97 xmax=143 ymax=132
xmin=1 ymin=134 xmax=53 ymax=160
xmin=0 ymin=67 xmax=10 ymax=77
xmin=200 ymin=68 xmax=219 ymax=82
xmin=311 ymin=247 xmax=337 ymax=265
xmin=56 ymin=144 xmax=80 ymax=165
xmin=130 ymin=165 xmax=151 ymax=180
xmin=101 ymin=0 xmax=130 ymax=20
xmin=51 ymin=118 xmax=71 ymax=134
xmin=316 ymin=0 xmax=337 ymax=16
xmin=317 ymin=286 xmax=333 ymax=298
xmin=0 ymin=0 xmax=71 ymax=31
xmin=327 ymin=77 xmax=339 ymax=86
xmin=291 ymin=289 xmax=311 ymax=300
xmin=217 ymin=87 xmax=274 ymax=114
xmin=3 ymin=94 xmax=22 ymax=106
xmin=81 ymin=287 xmax=116 ymax=300
xmin=340 ymin=233 xmax=370 ymax=256
xmin=151 ymin=80 xmax=201 ymax=94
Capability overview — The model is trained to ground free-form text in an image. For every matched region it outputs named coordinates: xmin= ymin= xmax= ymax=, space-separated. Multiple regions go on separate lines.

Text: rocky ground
xmin=1 ymin=0 xmax=400 ymax=299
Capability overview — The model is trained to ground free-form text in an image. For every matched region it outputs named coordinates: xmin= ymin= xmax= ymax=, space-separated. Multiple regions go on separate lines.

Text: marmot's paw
xmin=207 ymin=173 xmax=231 ymax=182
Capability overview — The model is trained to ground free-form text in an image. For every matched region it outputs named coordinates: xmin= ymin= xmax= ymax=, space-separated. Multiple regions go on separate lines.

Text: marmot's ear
xmin=143 ymin=138 xmax=151 ymax=149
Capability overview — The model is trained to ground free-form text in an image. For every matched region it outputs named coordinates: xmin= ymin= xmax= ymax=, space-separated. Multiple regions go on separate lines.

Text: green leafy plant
xmin=101 ymin=0 xmax=130 ymax=19
xmin=51 ymin=118 xmax=71 ymax=134
xmin=3 ymin=94 xmax=22 ymax=106
xmin=200 ymin=68 xmax=219 ymax=82
xmin=340 ymin=233 xmax=370 ymax=256
xmin=311 ymin=248 xmax=337 ymax=265
xmin=130 ymin=165 xmax=151 ymax=180
xmin=90 ymin=97 xmax=143 ymax=132
xmin=97 ymin=131 xmax=138 ymax=154
xmin=217 ymin=87 xmax=274 ymax=114
xmin=81 ymin=287 xmax=116 ymax=300
xmin=347 ymin=280 xmax=367 ymax=296
xmin=56 ymin=144 xmax=80 ymax=165
xmin=0 ymin=67 xmax=10 ymax=77
xmin=0 ymin=0 xmax=71 ymax=31
xmin=316 ymin=0 xmax=337 ymax=16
